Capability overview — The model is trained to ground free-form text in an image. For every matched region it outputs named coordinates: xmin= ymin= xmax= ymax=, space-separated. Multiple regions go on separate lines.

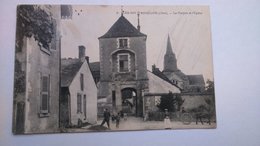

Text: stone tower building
xmin=98 ymin=15 xmax=148 ymax=116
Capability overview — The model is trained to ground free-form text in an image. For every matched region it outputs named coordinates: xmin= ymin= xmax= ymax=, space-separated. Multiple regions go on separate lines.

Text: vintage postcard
xmin=13 ymin=5 xmax=216 ymax=134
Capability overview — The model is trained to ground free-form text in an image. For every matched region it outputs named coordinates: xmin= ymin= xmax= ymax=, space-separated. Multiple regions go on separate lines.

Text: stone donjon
xmin=98 ymin=15 xmax=148 ymax=116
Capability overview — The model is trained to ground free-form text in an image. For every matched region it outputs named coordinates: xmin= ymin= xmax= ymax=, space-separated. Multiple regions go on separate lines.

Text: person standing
xmin=164 ymin=109 xmax=171 ymax=129
xmin=115 ymin=112 xmax=120 ymax=128
xmin=101 ymin=108 xmax=111 ymax=129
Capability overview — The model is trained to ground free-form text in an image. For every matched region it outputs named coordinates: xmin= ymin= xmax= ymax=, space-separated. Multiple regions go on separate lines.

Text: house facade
xmin=13 ymin=5 xmax=62 ymax=134
xmin=60 ymin=46 xmax=97 ymax=127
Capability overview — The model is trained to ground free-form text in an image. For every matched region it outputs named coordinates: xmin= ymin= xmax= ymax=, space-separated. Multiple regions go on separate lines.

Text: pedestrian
xmin=115 ymin=112 xmax=120 ymax=128
xmin=164 ymin=109 xmax=171 ymax=129
xmin=123 ymin=112 xmax=127 ymax=121
xmin=101 ymin=108 xmax=111 ymax=129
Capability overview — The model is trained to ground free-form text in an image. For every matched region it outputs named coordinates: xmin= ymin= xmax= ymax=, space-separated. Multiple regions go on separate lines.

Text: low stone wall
xmin=181 ymin=93 xmax=215 ymax=111
xmin=144 ymin=93 xmax=216 ymax=122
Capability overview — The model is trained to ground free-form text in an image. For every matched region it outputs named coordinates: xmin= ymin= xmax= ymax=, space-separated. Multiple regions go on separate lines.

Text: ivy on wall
xmin=16 ymin=5 xmax=54 ymax=51
xmin=14 ymin=5 xmax=55 ymax=97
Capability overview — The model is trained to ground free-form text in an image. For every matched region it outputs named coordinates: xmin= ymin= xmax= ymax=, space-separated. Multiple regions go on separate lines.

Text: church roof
xmin=166 ymin=35 xmax=174 ymax=55
xmin=99 ymin=15 xmax=146 ymax=39
xmin=187 ymin=75 xmax=205 ymax=85
xmin=61 ymin=58 xmax=83 ymax=87
xmin=163 ymin=35 xmax=178 ymax=72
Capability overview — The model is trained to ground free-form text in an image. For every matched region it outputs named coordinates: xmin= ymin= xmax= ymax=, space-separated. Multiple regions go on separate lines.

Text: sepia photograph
xmin=13 ymin=5 xmax=216 ymax=134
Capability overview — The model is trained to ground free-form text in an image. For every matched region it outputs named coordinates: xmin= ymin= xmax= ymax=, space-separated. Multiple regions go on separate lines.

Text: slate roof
xmin=89 ymin=62 xmax=100 ymax=72
xmin=147 ymin=71 xmax=181 ymax=94
xmin=152 ymin=67 xmax=173 ymax=85
xmin=61 ymin=58 xmax=83 ymax=87
xmin=186 ymin=75 xmax=205 ymax=85
xmin=99 ymin=15 xmax=146 ymax=38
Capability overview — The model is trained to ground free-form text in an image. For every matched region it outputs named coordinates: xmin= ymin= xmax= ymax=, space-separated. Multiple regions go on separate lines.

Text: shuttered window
xmin=77 ymin=93 xmax=82 ymax=113
xmin=80 ymin=73 xmax=84 ymax=91
xmin=41 ymin=75 xmax=49 ymax=113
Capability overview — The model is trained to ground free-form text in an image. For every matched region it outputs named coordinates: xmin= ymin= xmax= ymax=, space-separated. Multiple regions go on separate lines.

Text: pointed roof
xmin=61 ymin=59 xmax=83 ymax=87
xmin=99 ymin=15 xmax=146 ymax=39
xmin=89 ymin=62 xmax=100 ymax=72
xmin=166 ymin=35 xmax=175 ymax=55
xmin=163 ymin=35 xmax=178 ymax=71
xmin=147 ymin=71 xmax=181 ymax=94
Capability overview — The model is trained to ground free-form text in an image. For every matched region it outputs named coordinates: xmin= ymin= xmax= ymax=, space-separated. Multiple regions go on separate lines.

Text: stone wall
xmin=13 ymin=5 xmax=61 ymax=134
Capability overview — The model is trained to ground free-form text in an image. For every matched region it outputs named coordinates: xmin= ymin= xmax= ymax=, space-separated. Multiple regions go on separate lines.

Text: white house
xmin=60 ymin=46 xmax=97 ymax=127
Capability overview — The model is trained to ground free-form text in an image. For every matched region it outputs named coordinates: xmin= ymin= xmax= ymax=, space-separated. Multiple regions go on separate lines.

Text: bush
xmin=157 ymin=92 xmax=184 ymax=112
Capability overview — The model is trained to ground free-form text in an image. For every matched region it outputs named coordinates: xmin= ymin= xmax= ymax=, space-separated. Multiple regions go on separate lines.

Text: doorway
xmin=121 ymin=88 xmax=137 ymax=115
xmin=16 ymin=101 xmax=25 ymax=134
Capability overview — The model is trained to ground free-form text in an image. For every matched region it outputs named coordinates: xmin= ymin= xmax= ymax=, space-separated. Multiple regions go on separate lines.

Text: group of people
xmin=100 ymin=108 xmax=126 ymax=129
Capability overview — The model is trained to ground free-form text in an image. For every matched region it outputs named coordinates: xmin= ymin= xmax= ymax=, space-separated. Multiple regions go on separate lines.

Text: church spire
xmin=163 ymin=35 xmax=178 ymax=72
xmin=166 ymin=34 xmax=174 ymax=55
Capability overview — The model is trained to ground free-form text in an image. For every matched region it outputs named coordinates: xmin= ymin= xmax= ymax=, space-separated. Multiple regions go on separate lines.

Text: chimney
xmin=78 ymin=45 xmax=86 ymax=62
xmin=152 ymin=64 xmax=156 ymax=72
xmin=85 ymin=56 xmax=89 ymax=64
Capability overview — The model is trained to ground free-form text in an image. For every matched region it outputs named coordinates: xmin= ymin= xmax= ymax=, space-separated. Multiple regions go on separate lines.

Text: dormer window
xmin=118 ymin=38 xmax=129 ymax=48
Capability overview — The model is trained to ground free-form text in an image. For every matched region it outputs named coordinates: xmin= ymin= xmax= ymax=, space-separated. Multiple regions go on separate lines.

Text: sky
xmin=61 ymin=5 xmax=214 ymax=81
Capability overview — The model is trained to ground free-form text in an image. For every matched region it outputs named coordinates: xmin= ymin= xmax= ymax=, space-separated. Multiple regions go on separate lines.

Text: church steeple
xmin=163 ymin=35 xmax=178 ymax=72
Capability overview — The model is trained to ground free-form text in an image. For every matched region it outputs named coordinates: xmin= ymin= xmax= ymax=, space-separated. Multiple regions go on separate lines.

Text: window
xmin=118 ymin=54 xmax=129 ymax=72
xmin=40 ymin=75 xmax=50 ymax=114
xmin=119 ymin=38 xmax=128 ymax=48
xmin=77 ymin=94 xmax=82 ymax=113
xmin=80 ymin=73 xmax=84 ymax=91
xmin=112 ymin=91 xmax=116 ymax=107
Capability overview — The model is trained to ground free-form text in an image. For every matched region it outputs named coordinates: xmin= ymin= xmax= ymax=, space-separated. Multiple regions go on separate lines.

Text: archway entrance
xmin=121 ymin=88 xmax=137 ymax=116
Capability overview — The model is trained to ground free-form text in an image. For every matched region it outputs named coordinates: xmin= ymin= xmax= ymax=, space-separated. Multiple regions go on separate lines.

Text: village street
xmin=66 ymin=117 xmax=216 ymax=133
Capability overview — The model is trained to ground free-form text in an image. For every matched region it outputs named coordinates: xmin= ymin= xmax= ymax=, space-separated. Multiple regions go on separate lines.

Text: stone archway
xmin=121 ymin=88 xmax=137 ymax=116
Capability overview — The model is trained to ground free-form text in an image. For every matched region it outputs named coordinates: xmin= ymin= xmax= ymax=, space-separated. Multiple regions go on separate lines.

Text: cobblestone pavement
xmin=66 ymin=116 xmax=216 ymax=133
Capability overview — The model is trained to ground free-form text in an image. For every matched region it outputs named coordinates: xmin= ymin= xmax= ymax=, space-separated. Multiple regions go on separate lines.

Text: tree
xmin=157 ymin=92 xmax=184 ymax=112
xmin=205 ymin=79 xmax=215 ymax=93
xmin=16 ymin=5 xmax=55 ymax=51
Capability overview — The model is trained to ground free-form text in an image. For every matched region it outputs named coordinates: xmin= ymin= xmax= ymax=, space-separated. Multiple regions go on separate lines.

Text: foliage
xmin=16 ymin=5 xmax=54 ymax=51
xmin=13 ymin=59 xmax=26 ymax=97
xmin=157 ymin=92 xmax=184 ymax=112
xmin=205 ymin=79 xmax=215 ymax=93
